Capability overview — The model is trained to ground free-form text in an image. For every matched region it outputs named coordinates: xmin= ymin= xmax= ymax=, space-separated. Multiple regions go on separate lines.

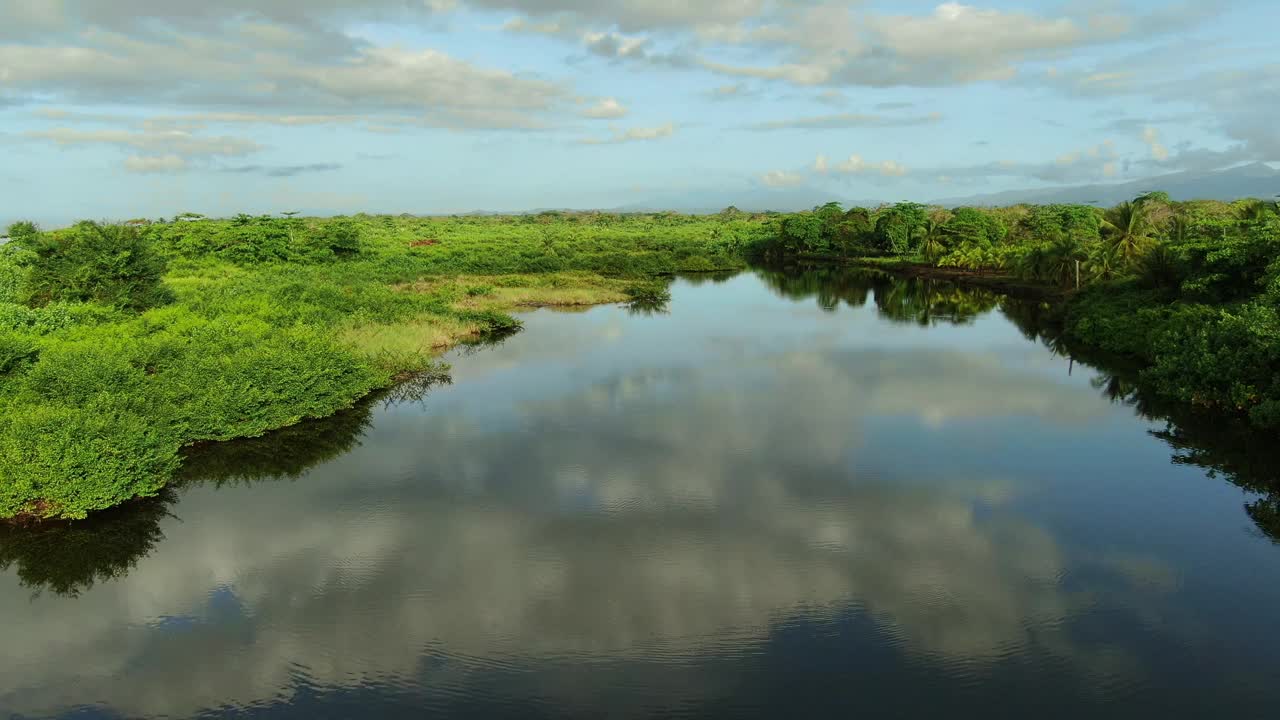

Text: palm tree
xmin=1046 ymin=235 xmax=1088 ymax=288
xmin=1237 ymin=199 xmax=1275 ymax=224
xmin=1137 ymin=243 xmax=1181 ymax=291
xmin=1011 ymin=244 xmax=1050 ymax=281
xmin=919 ymin=218 xmax=947 ymax=263
xmin=1100 ymin=200 xmax=1155 ymax=271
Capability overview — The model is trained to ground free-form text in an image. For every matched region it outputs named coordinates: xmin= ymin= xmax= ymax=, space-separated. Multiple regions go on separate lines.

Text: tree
xmin=919 ymin=218 xmax=948 ymax=262
xmin=1045 ymin=235 xmax=1088 ymax=288
xmin=835 ymin=207 xmax=875 ymax=256
xmin=1237 ymin=199 xmax=1276 ymax=224
xmin=873 ymin=202 xmax=930 ymax=255
xmin=1100 ymin=199 xmax=1155 ymax=271
xmin=779 ymin=213 xmax=825 ymax=255
xmin=943 ymin=207 xmax=1007 ymax=250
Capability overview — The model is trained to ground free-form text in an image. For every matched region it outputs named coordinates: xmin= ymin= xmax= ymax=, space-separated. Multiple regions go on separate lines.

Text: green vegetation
xmin=759 ymin=195 xmax=1280 ymax=429
xmin=3 ymin=197 xmax=1277 ymax=521
xmin=1 ymin=212 xmax=769 ymax=520
xmin=8 ymin=269 xmax=1280 ymax=597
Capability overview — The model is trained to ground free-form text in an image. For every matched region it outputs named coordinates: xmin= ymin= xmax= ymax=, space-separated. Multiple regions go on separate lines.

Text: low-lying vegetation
xmin=758 ymin=195 xmax=1280 ymax=428
xmin=1 ymin=212 xmax=768 ymax=520
xmin=3 ymin=199 xmax=1277 ymax=521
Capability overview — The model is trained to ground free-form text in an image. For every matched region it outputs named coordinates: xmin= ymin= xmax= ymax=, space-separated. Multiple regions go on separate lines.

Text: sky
xmin=1 ymin=0 xmax=1277 ymax=225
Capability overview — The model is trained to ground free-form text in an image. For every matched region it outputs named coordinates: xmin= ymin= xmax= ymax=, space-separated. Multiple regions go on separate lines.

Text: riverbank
xmin=1 ymin=213 xmax=769 ymax=521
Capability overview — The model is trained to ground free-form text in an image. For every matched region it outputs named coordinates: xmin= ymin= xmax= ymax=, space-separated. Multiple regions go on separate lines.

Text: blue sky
xmin=1 ymin=0 xmax=1277 ymax=225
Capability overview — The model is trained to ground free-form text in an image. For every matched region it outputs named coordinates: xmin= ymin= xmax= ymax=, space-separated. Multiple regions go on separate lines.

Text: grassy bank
xmin=1 ymin=212 xmax=771 ymax=520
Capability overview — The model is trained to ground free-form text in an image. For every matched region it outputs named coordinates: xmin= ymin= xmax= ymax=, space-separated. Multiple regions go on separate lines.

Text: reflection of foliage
xmin=1002 ymin=296 xmax=1280 ymax=544
xmin=177 ymin=399 xmax=379 ymax=487
xmin=675 ymin=270 xmax=739 ymax=287
xmin=1246 ymin=497 xmax=1280 ymax=543
xmin=0 ymin=491 xmax=174 ymax=597
xmin=874 ymin=276 xmax=1000 ymax=326
xmin=177 ymin=367 xmax=453 ymax=486
xmin=624 ymin=280 xmax=673 ymax=315
xmin=0 ymin=373 xmax=449 ymax=598
xmin=756 ymin=264 xmax=999 ymax=325
xmin=378 ymin=367 xmax=453 ymax=409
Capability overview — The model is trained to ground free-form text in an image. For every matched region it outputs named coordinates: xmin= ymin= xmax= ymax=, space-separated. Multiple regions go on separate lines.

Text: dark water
xmin=4 ymin=268 xmax=1280 ymax=719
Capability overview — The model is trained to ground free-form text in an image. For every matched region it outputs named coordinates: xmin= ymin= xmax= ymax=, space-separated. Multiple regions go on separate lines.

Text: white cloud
xmin=748 ymin=111 xmax=943 ymax=131
xmin=26 ymin=126 xmax=263 ymax=174
xmin=761 ymin=170 xmax=803 ymax=187
xmin=815 ymin=153 xmax=910 ymax=177
xmin=477 ymin=0 xmax=767 ymax=32
xmin=124 ymin=154 xmax=188 ymax=173
xmin=28 ymin=127 xmax=263 ymax=158
xmin=694 ymin=1 xmax=1142 ymax=88
xmin=0 ymin=22 xmax=568 ymax=131
xmin=582 ymin=30 xmax=649 ymax=58
xmin=580 ymin=122 xmax=675 ymax=144
xmin=581 ymin=98 xmax=628 ymax=119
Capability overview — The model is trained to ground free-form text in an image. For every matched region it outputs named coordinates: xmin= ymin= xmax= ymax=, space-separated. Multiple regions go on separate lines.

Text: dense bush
xmin=17 ymin=221 xmax=172 ymax=311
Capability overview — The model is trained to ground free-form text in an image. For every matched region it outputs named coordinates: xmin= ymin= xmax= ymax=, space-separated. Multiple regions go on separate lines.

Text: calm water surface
xmin=3 ymin=268 xmax=1279 ymax=719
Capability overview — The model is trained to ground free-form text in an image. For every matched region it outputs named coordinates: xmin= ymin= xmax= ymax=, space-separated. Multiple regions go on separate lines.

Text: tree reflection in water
xmin=3 ymin=267 xmax=1278 ymax=601
xmin=0 ymin=381 xmax=434 ymax=596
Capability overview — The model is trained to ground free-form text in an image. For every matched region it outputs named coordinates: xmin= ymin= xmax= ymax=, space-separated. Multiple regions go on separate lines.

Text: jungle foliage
xmin=760 ymin=196 xmax=1280 ymax=429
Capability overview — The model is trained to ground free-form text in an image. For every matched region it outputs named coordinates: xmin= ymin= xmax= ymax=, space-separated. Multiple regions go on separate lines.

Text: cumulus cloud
xmin=814 ymin=154 xmax=909 ymax=177
xmin=479 ymin=0 xmax=767 ymax=33
xmin=761 ymin=170 xmax=804 ymax=187
xmin=25 ymin=125 xmax=265 ymax=174
xmin=580 ymin=97 xmax=628 ymax=119
xmin=0 ymin=12 xmax=568 ymax=131
xmin=583 ymin=30 xmax=650 ymax=59
xmin=692 ymin=1 xmax=1162 ymax=89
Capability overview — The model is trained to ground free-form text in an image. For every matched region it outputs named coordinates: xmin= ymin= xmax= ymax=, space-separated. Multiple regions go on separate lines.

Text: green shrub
xmin=0 ymin=398 xmax=184 ymax=520
xmin=19 ymin=221 xmax=173 ymax=311
xmin=311 ymin=219 xmax=362 ymax=258
xmin=0 ymin=244 xmax=33 ymax=304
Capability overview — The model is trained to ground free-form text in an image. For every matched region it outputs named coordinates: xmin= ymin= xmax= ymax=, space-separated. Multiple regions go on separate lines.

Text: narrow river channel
xmin=3 ymin=268 xmax=1278 ymax=719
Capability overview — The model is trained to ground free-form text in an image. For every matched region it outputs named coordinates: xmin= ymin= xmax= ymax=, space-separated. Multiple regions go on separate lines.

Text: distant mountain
xmin=932 ymin=163 xmax=1280 ymax=207
xmin=613 ymin=185 xmax=850 ymax=214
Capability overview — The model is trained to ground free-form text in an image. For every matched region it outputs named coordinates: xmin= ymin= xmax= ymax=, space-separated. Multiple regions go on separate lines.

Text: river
xmin=3 ymin=267 xmax=1278 ymax=718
